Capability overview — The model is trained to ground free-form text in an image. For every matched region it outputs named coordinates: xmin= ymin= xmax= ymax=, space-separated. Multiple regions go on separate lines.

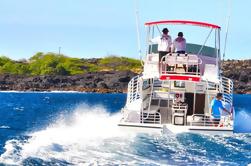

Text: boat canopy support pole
xmin=197 ymin=28 xmax=213 ymax=55
xmin=156 ymin=25 xmax=162 ymax=36
xmin=217 ymin=29 xmax=221 ymax=76
xmin=146 ymin=26 xmax=151 ymax=56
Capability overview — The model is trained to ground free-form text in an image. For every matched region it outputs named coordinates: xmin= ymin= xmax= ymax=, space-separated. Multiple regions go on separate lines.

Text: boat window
xmin=174 ymin=81 xmax=185 ymax=88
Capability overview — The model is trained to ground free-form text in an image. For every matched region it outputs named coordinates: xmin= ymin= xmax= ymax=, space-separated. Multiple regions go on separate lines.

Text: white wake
xmin=0 ymin=104 xmax=136 ymax=165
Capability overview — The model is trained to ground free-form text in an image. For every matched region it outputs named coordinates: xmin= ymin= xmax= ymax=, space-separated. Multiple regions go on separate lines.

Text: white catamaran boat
xmin=119 ymin=20 xmax=234 ymax=134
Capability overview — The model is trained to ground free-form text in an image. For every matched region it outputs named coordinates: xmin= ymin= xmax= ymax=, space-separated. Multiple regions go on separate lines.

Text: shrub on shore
xmin=0 ymin=53 xmax=142 ymax=76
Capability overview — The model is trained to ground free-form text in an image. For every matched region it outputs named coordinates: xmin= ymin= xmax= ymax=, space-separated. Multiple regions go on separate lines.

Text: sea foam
xmin=0 ymin=104 xmax=135 ymax=165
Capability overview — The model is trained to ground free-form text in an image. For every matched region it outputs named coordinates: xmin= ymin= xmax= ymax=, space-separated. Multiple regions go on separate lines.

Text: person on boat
xmin=150 ymin=28 xmax=172 ymax=61
xmin=173 ymin=32 xmax=187 ymax=72
xmin=173 ymin=32 xmax=186 ymax=54
xmin=210 ymin=93 xmax=231 ymax=124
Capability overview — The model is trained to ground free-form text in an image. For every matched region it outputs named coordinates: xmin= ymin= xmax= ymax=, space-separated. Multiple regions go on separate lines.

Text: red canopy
xmin=145 ymin=20 xmax=221 ymax=29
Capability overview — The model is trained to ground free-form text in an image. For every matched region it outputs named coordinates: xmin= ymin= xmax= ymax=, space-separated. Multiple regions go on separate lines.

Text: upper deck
xmin=142 ymin=20 xmax=221 ymax=83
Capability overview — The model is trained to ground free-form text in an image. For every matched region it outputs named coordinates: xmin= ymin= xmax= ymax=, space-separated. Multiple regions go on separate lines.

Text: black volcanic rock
xmin=222 ymin=59 xmax=251 ymax=94
xmin=0 ymin=71 xmax=137 ymax=93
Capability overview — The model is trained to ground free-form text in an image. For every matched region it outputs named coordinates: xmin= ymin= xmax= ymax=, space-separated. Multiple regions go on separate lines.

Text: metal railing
xmin=126 ymin=75 xmax=141 ymax=105
xmin=189 ymin=114 xmax=232 ymax=127
xmin=160 ymin=53 xmax=202 ymax=76
xmin=207 ymin=81 xmax=218 ymax=90
xmin=204 ymin=76 xmax=233 ymax=108
xmin=141 ymin=112 xmax=161 ymax=124
xmin=220 ymin=76 xmax=234 ymax=105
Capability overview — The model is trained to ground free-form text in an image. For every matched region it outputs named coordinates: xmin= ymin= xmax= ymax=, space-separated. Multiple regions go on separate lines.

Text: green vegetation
xmin=0 ymin=53 xmax=142 ymax=76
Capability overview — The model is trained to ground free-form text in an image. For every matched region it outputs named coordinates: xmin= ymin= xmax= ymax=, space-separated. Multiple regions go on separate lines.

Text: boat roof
xmin=145 ymin=20 xmax=221 ymax=29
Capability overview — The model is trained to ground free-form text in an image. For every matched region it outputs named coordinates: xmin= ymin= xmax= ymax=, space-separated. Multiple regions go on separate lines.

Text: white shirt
xmin=173 ymin=37 xmax=186 ymax=52
xmin=151 ymin=34 xmax=172 ymax=52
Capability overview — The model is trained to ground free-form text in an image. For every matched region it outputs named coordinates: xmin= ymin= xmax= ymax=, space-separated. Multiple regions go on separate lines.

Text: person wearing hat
xmin=151 ymin=28 xmax=172 ymax=60
xmin=210 ymin=93 xmax=231 ymax=125
xmin=173 ymin=32 xmax=186 ymax=54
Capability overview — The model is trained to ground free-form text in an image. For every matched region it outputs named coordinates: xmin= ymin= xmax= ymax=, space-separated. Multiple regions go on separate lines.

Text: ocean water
xmin=0 ymin=92 xmax=250 ymax=166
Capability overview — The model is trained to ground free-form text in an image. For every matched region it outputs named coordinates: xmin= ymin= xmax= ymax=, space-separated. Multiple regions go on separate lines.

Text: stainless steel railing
xmin=141 ymin=112 xmax=161 ymax=124
xmin=126 ymin=75 xmax=141 ymax=105
xmin=189 ymin=114 xmax=232 ymax=127
xmin=160 ymin=53 xmax=202 ymax=76
xmin=220 ymin=76 xmax=234 ymax=105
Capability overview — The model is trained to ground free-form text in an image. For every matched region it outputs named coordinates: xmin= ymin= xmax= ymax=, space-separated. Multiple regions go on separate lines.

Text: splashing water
xmin=0 ymin=104 xmax=137 ymax=165
xmin=234 ymin=109 xmax=251 ymax=133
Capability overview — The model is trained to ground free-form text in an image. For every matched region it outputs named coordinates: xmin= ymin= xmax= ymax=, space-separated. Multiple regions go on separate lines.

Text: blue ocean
xmin=0 ymin=92 xmax=250 ymax=165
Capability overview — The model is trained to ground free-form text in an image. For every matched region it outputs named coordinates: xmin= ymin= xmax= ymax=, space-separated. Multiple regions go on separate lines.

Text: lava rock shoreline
xmin=0 ymin=71 xmax=137 ymax=93
xmin=0 ymin=59 xmax=250 ymax=94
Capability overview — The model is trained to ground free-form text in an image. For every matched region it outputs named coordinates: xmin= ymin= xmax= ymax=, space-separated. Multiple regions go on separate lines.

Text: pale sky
xmin=0 ymin=0 xmax=250 ymax=60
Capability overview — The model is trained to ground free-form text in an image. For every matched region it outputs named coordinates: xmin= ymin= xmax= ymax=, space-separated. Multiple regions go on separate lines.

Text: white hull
xmin=118 ymin=122 xmax=233 ymax=135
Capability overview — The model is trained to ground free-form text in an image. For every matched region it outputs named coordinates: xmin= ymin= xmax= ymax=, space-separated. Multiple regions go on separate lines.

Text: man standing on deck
xmin=210 ymin=93 xmax=231 ymax=124
xmin=150 ymin=28 xmax=172 ymax=61
xmin=173 ymin=32 xmax=186 ymax=54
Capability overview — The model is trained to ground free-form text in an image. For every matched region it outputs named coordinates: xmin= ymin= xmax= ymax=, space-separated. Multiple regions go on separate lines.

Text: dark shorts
xmin=176 ymin=51 xmax=185 ymax=54
xmin=159 ymin=51 xmax=169 ymax=61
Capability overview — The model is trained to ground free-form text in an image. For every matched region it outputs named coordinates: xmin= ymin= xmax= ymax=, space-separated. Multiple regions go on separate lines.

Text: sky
xmin=0 ymin=0 xmax=250 ymax=60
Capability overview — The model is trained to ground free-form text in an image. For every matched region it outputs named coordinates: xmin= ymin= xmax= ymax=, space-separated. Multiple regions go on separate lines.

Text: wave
xmin=0 ymin=104 xmax=136 ymax=165
xmin=0 ymin=126 xmax=10 ymax=129
xmin=234 ymin=109 xmax=251 ymax=133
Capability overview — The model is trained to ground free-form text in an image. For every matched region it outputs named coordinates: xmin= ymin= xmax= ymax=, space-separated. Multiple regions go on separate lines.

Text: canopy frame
xmin=145 ymin=20 xmax=221 ymax=29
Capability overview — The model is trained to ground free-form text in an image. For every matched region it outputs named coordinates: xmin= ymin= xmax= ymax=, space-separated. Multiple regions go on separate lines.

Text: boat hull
xmin=118 ymin=122 xmax=233 ymax=135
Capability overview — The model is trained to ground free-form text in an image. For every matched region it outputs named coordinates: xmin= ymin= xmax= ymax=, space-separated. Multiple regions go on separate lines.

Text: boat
xmin=118 ymin=20 xmax=234 ymax=135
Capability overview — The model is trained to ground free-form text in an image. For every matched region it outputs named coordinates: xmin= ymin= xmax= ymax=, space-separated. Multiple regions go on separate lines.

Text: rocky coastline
xmin=0 ymin=59 xmax=250 ymax=94
xmin=0 ymin=71 xmax=137 ymax=93
xmin=222 ymin=59 xmax=251 ymax=94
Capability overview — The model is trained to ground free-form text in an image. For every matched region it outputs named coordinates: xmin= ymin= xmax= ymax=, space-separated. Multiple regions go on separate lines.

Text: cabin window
xmin=174 ymin=81 xmax=185 ymax=88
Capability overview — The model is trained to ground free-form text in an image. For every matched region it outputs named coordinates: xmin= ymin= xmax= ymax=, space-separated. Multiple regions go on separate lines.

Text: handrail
xmin=143 ymin=79 xmax=156 ymax=120
xmin=190 ymin=114 xmax=232 ymax=127
xmin=160 ymin=53 xmax=202 ymax=76
xmin=141 ymin=111 xmax=161 ymax=124
xmin=220 ymin=76 xmax=233 ymax=105
xmin=126 ymin=75 xmax=141 ymax=105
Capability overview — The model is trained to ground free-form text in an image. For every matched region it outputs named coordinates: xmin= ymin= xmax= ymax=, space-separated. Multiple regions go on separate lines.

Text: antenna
xmin=134 ymin=0 xmax=143 ymax=66
xmin=223 ymin=0 xmax=232 ymax=61
xmin=58 ymin=46 xmax=61 ymax=55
